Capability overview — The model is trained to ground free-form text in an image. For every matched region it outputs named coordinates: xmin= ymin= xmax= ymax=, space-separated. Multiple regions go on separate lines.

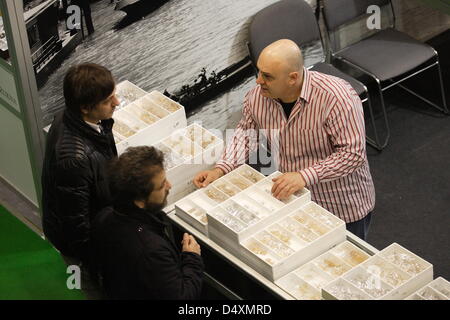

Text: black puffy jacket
xmin=91 ymin=206 xmax=204 ymax=300
xmin=41 ymin=110 xmax=117 ymax=261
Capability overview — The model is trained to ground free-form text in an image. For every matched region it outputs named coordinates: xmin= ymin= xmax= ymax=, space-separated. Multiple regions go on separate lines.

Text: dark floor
xmin=364 ymin=30 xmax=450 ymax=280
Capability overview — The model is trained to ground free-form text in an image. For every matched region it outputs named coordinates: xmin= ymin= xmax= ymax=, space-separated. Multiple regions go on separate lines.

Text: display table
xmin=165 ymin=208 xmax=380 ymax=300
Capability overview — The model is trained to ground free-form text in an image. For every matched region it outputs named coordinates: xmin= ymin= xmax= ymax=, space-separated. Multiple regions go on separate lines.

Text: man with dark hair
xmin=41 ymin=63 xmax=119 ymax=298
xmin=90 ymin=146 xmax=204 ymax=300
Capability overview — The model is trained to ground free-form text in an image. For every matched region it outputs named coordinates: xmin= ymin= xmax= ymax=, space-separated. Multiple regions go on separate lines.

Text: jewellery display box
xmin=238 ymin=199 xmax=346 ymax=281
xmin=174 ymin=165 xmax=310 ymax=236
xmin=115 ymin=80 xmax=147 ymax=111
xmin=405 ymin=277 xmax=450 ymax=300
xmin=322 ymin=243 xmax=433 ymax=300
xmin=113 ymin=81 xmax=187 ymax=154
xmin=174 ymin=164 xmax=267 ymax=236
xmin=275 ymin=240 xmax=371 ymax=299
xmin=156 ymin=123 xmax=224 ymax=205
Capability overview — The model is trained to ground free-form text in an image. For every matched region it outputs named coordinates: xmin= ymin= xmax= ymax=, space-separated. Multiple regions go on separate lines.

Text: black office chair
xmin=247 ymin=0 xmax=383 ymax=150
xmin=321 ymin=0 xmax=448 ymax=149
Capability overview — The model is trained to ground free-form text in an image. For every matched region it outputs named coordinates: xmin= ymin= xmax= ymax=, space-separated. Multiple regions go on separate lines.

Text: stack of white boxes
xmin=175 ymin=164 xmax=268 ymax=236
xmin=321 ymin=243 xmax=434 ymax=300
xmin=174 ymin=164 xmax=440 ymax=299
xmin=175 ymin=164 xmax=348 ymax=281
xmin=113 ymin=81 xmax=224 ymax=204
xmin=154 ymin=124 xmax=224 ymax=204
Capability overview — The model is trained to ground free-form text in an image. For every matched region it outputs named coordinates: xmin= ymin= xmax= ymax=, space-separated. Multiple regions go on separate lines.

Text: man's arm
xmin=300 ymin=92 xmax=367 ymax=186
xmin=55 ymin=156 xmax=93 ymax=260
xmin=193 ymin=92 xmax=259 ymax=188
xmin=215 ymin=92 xmax=259 ymax=174
xmin=137 ymin=240 xmax=204 ymax=300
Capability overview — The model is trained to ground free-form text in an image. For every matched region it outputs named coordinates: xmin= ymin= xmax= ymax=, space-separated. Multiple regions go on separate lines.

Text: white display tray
xmin=174 ymin=164 xmax=265 ymax=235
xmin=206 ymin=170 xmax=312 ymax=248
xmin=209 ymin=191 xmax=310 ymax=255
xmin=161 ymin=124 xmax=224 ymax=204
xmin=176 ymin=164 xmax=311 ymax=251
xmin=274 ymin=273 xmax=322 ymax=300
xmin=114 ymin=91 xmax=187 ymax=154
xmin=115 ymin=80 xmax=147 ymax=110
xmin=405 ymin=277 xmax=450 ymax=300
xmin=174 ymin=194 xmax=209 ymax=236
xmin=275 ymin=241 xmax=371 ymax=299
xmin=237 ymin=199 xmax=345 ymax=281
xmin=322 ymin=242 xmax=433 ymax=300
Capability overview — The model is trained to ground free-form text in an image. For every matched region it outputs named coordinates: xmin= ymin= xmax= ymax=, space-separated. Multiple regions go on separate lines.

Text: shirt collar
xmin=85 ymin=120 xmax=102 ymax=133
xmin=259 ymin=67 xmax=311 ymax=105
xmin=271 ymin=67 xmax=311 ymax=105
xmin=299 ymin=67 xmax=312 ymax=104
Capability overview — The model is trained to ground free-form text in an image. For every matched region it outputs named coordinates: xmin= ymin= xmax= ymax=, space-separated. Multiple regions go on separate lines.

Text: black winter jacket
xmin=90 ymin=205 xmax=204 ymax=300
xmin=41 ymin=110 xmax=117 ymax=261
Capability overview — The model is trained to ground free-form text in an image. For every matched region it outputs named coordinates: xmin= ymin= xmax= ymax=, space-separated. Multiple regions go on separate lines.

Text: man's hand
xmin=193 ymin=168 xmax=224 ymax=188
xmin=271 ymin=172 xmax=306 ymax=200
xmin=181 ymin=233 xmax=201 ymax=256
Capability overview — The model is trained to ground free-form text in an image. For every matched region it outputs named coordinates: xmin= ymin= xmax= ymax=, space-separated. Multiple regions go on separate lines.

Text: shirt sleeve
xmin=215 ymin=92 xmax=259 ymax=174
xmin=300 ymin=89 xmax=367 ymax=186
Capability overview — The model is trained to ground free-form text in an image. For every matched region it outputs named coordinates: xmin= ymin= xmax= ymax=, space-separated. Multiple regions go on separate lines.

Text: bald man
xmin=194 ymin=39 xmax=375 ymax=240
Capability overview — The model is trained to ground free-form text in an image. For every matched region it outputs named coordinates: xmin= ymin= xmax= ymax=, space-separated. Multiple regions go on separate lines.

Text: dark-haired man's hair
xmin=108 ymin=146 xmax=165 ymax=208
xmin=64 ymin=63 xmax=115 ymax=115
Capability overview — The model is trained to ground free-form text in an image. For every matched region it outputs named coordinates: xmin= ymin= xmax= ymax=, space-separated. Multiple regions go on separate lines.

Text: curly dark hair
xmin=108 ymin=146 xmax=165 ymax=208
xmin=63 ymin=63 xmax=115 ymax=115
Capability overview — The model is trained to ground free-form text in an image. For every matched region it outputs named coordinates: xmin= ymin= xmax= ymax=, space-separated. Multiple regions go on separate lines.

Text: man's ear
xmin=134 ymin=199 xmax=145 ymax=209
xmin=289 ymin=71 xmax=299 ymax=84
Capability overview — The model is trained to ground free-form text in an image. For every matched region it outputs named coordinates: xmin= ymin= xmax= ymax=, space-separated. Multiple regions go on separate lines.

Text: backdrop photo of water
xmin=38 ymin=0 xmax=318 ymax=132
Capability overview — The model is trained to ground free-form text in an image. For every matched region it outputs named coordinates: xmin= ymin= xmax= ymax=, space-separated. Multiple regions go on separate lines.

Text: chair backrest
xmin=322 ymin=0 xmax=390 ymax=31
xmin=248 ymin=0 xmax=322 ymax=64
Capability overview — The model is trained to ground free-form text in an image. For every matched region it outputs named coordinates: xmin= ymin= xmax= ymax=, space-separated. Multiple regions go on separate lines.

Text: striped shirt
xmin=216 ymin=68 xmax=375 ymax=223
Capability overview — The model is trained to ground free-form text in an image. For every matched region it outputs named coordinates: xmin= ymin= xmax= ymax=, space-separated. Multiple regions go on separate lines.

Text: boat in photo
xmin=114 ymin=0 xmax=170 ymax=29
xmin=164 ymin=57 xmax=254 ymax=111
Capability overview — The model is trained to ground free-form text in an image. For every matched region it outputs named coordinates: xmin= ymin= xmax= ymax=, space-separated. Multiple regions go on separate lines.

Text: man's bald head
xmin=256 ymin=39 xmax=304 ymax=102
xmin=259 ymin=39 xmax=304 ymax=73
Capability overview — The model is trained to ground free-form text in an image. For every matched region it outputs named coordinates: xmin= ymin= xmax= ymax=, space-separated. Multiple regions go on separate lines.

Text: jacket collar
xmin=63 ymin=109 xmax=115 ymax=153
xmin=114 ymin=204 xmax=170 ymax=231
